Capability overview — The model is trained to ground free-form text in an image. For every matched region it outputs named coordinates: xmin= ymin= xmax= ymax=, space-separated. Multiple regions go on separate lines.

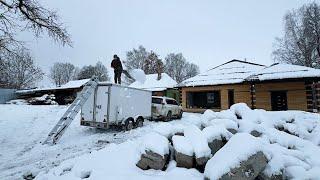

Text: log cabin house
xmin=178 ymin=60 xmax=320 ymax=113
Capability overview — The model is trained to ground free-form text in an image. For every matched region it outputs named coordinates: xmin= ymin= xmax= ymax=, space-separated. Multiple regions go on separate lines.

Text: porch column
xmin=250 ymin=83 xmax=256 ymax=109
xmin=305 ymin=80 xmax=320 ymax=113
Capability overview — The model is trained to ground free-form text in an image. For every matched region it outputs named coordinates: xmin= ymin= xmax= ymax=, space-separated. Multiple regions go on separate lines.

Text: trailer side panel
xmin=109 ymin=86 xmax=152 ymax=124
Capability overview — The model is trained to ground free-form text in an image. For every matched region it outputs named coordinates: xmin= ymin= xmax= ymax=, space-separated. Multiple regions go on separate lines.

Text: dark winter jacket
xmin=111 ymin=57 xmax=123 ymax=72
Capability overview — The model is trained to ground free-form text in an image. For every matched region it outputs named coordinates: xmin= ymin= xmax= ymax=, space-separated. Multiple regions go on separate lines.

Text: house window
xmin=186 ymin=91 xmax=221 ymax=109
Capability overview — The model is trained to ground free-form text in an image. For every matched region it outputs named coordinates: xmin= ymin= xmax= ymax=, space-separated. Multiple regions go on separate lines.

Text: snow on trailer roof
xmin=17 ymin=79 xmax=91 ymax=93
xmin=179 ymin=60 xmax=266 ymax=87
xmin=247 ymin=63 xmax=320 ymax=82
xmin=129 ymin=73 xmax=177 ymax=91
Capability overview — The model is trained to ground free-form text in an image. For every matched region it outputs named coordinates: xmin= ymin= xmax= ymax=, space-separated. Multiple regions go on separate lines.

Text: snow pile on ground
xmin=37 ymin=104 xmax=320 ymax=179
xmin=0 ymin=104 xmax=159 ymax=180
xmin=7 ymin=94 xmax=58 ymax=105
xmin=139 ymin=132 xmax=170 ymax=156
xmin=184 ymin=125 xmax=211 ymax=159
xmin=6 ymin=99 xmax=29 ymax=105
xmin=36 ymin=140 xmax=202 ymax=180
xmin=204 ymin=133 xmax=266 ymax=179
xmin=3 ymin=103 xmax=319 ymax=180
xmin=200 ymin=103 xmax=320 ymax=179
xmin=153 ymin=123 xmax=184 ymax=138
xmin=29 ymin=94 xmax=58 ymax=105
xmin=202 ymin=125 xmax=233 ymax=142
xmin=172 ymin=136 xmax=193 ymax=156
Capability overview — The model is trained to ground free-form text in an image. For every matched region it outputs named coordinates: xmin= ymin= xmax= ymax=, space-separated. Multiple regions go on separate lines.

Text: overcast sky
xmin=20 ymin=0 xmax=317 ymax=74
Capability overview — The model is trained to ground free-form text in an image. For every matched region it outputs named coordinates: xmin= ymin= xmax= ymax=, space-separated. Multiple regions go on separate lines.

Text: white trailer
xmin=80 ymin=83 xmax=152 ymax=130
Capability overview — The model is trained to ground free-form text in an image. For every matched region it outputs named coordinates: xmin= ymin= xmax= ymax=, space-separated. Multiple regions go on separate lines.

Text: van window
xmin=152 ymin=98 xmax=163 ymax=104
xmin=166 ymin=99 xmax=178 ymax=105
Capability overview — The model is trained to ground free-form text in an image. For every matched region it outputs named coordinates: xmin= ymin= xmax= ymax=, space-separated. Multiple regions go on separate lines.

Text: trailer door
xmin=94 ymin=86 xmax=109 ymax=122
xmin=81 ymin=90 xmax=95 ymax=121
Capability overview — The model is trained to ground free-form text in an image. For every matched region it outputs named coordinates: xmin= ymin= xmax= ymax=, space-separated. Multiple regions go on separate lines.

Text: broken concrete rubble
xmin=136 ymin=150 xmax=169 ymax=170
xmin=205 ymin=151 xmax=268 ymax=180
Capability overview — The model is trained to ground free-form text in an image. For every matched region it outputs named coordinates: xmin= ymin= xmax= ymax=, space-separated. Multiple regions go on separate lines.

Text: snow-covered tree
xmin=273 ymin=2 xmax=320 ymax=68
xmin=77 ymin=61 xmax=109 ymax=81
xmin=0 ymin=48 xmax=43 ymax=89
xmin=50 ymin=62 xmax=76 ymax=86
xmin=164 ymin=53 xmax=199 ymax=83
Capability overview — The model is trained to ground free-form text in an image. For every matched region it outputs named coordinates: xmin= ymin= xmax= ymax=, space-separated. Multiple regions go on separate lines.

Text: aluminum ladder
xmin=42 ymin=77 xmax=99 ymax=145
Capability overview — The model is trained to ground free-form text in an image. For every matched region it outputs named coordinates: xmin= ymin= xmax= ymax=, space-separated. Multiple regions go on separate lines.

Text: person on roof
xmin=111 ymin=54 xmax=123 ymax=84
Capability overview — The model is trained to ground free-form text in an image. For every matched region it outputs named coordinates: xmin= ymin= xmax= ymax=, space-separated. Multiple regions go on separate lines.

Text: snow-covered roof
xmin=17 ymin=79 xmax=91 ymax=93
xmin=247 ymin=63 xmax=320 ymax=81
xmin=129 ymin=73 xmax=177 ymax=91
xmin=180 ymin=60 xmax=320 ymax=87
xmin=179 ymin=60 xmax=266 ymax=87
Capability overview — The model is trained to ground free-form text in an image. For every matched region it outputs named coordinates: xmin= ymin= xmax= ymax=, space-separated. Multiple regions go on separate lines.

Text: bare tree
xmin=143 ymin=51 xmax=162 ymax=74
xmin=77 ymin=65 xmax=95 ymax=80
xmin=164 ymin=53 xmax=199 ymax=83
xmin=77 ymin=61 xmax=109 ymax=81
xmin=0 ymin=58 xmax=6 ymax=86
xmin=125 ymin=45 xmax=149 ymax=70
xmin=0 ymin=48 xmax=43 ymax=89
xmin=156 ymin=59 xmax=164 ymax=80
xmin=50 ymin=62 xmax=75 ymax=86
xmin=0 ymin=0 xmax=71 ymax=54
xmin=273 ymin=2 xmax=320 ymax=68
xmin=94 ymin=61 xmax=109 ymax=81
xmin=185 ymin=63 xmax=200 ymax=80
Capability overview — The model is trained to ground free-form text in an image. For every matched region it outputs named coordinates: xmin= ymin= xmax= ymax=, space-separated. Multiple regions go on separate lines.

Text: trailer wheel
xmin=125 ymin=119 xmax=134 ymax=131
xmin=135 ymin=117 xmax=144 ymax=128
xmin=166 ymin=111 xmax=172 ymax=121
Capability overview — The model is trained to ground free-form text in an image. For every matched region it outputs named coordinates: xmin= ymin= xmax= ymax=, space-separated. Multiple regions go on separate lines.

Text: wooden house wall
xmin=255 ymin=81 xmax=307 ymax=111
xmin=181 ymin=80 xmax=315 ymax=113
xmin=181 ymin=84 xmax=252 ymax=112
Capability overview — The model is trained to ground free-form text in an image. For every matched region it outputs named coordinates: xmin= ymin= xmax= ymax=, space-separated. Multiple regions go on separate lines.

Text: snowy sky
xmin=19 ymin=0 xmax=317 ymax=74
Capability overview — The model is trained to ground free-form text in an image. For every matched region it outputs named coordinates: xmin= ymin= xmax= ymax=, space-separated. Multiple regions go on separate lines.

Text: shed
xmin=16 ymin=79 xmax=91 ymax=105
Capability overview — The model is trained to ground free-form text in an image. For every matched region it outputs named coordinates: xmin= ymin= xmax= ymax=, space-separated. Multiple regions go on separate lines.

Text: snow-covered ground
xmin=0 ymin=104 xmax=176 ymax=180
xmin=1 ymin=104 xmax=320 ymax=180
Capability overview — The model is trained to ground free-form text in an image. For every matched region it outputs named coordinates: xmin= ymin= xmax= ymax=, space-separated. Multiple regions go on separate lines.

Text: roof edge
xmin=207 ymin=59 xmax=266 ymax=71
